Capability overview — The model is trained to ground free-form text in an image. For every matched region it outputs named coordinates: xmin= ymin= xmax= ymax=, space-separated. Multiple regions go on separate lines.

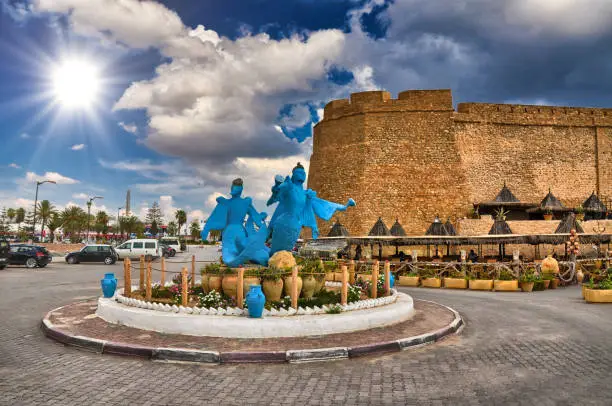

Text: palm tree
xmin=46 ymin=213 xmax=63 ymax=243
xmin=15 ymin=207 xmax=25 ymax=229
xmin=7 ymin=208 xmax=16 ymax=223
xmin=175 ymin=209 xmax=187 ymax=237
xmin=37 ymin=200 xmax=55 ymax=237
xmin=60 ymin=206 xmax=87 ymax=240
xmin=189 ymin=220 xmax=201 ymax=240
xmin=166 ymin=221 xmax=178 ymax=236
xmin=120 ymin=215 xmax=144 ymax=237
xmin=95 ymin=211 xmax=110 ymax=234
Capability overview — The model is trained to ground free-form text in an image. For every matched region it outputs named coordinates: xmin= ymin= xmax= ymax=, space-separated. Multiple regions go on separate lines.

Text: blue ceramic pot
xmin=246 ymin=285 xmax=265 ymax=318
xmin=390 ymin=272 xmax=395 ymax=288
xmin=101 ymin=272 xmax=117 ymax=298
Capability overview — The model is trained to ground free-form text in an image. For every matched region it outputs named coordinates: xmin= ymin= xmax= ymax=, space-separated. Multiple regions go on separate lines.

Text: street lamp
xmin=117 ymin=207 xmax=123 ymax=242
xmin=33 ymin=180 xmax=56 ymax=240
xmin=86 ymin=196 xmax=103 ymax=243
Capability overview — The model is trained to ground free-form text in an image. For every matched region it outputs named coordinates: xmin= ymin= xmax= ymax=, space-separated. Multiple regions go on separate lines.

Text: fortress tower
xmin=308 ymin=89 xmax=612 ymax=235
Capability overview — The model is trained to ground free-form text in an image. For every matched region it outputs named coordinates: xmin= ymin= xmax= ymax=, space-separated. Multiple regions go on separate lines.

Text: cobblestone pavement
xmin=1 ymin=253 xmax=611 ymax=405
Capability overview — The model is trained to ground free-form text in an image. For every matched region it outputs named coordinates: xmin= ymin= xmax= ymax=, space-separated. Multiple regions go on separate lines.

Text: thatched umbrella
xmin=555 ymin=213 xmax=584 ymax=234
xmin=582 ymin=191 xmax=608 ymax=220
xmin=369 ymin=217 xmax=390 ymax=259
xmin=477 ymin=183 xmax=536 ymax=218
xmin=425 ymin=216 xmax=448 ymax=257
xmin=444 ymin=218 xmax=457 ymax=256
xmin=527 ymin=188 xmax=569 ymax=219
xmin=327 ymin=221 xmax=350 ymax=237
xmin=390 ymin=219 xmax=406 ymax=255
xmin=489 ymin=214 xmax=513 ymax=259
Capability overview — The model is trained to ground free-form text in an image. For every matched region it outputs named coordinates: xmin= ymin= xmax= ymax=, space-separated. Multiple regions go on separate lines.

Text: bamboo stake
xmin=181 ymin=267 xmax=188 ymax=307
xmin=160 ymin=256 xmax=166 ymax=286
xmin=371 ymin=260 xmax=379 ymax=299
xmin=145 ymin=261 xmax=152 ymax=301
xmin=291 ymin=265 xmax=298 ymax=309
xmin=341 ymin=265 xmax=348 ymax=305
xmin=237 ymin=266 xmax=244 ymax=309
xmin=124 ymin=259 xmax=131 ymax=297
xmin=349 ymin=260 xmax=355 ymax=284
xmin=384 ymin=260 xmax=391 ymax=296
xmin=139 ymin=255 xmax=145 ymax=291
xmin=191 ymin=255 xmax=196 ymax=289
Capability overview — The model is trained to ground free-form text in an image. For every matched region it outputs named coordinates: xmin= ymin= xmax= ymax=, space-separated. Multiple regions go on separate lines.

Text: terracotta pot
xmin=398 ymin=276 xmax=419 ymax=287
xmin=283 ymin=275 xmax=303 ymax=297
xmin=543 ymin=280 xmax=551 ymax=289
xmin=549 ymin=279 xmax=559 ymax=289
xmin=262 ymin=279 xmax=283 ymax=302
xmin=520 ymin=282 xmax=534 ymax=292
xmin=243 ymin=276 xmax=261 ymax=296
xmin=469 ymin=279 xmax=494 ymax=291
xmin=208 ymin=275 xmax=222 ymax=293
xmin=421 ymin=278 xmax=441 ymax=288
xmin=584 ymin=288 xmax=612 ymax=303
xmin=576 ymin=269 xmax=584 ymax=283
xmin=493 ymin=280 xmax=519 ymax=291
xmin=200 ymin=273 xmax=210 ymax=293
xmin=576 ymin=213 xmax=585 ymax=221
xmin=543 ymin=214 xmax=553 ymax=221
xmin=301 ymin=275 xmax=317 ymax=299
xmin=222 ymin=275 xmax=238 ymax=298
xmin=444 ymin=278 xmax=467 ymax=289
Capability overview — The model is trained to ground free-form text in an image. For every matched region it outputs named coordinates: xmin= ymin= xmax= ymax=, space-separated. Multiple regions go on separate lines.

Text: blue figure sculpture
xmin=201 ymin=178 xmax=269 ymax=267
xmin=267 ymin=162 xmax=355 ymax=255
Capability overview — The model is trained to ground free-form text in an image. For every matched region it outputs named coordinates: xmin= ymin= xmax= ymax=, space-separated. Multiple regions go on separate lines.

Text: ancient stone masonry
xmin=308 ymin=89 xmax=612 ymax=235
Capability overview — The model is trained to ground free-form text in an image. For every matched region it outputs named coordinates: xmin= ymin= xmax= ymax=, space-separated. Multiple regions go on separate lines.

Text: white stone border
xmin=112 ymin=284 xmax=399 ymax=317
xmin=96 ymin=291 xmax=415 ymax=338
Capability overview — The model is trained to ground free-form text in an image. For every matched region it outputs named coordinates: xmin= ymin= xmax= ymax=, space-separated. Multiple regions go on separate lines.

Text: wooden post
xmin=341 ymin=265 xmax=348 ymax=305
xmin=160 ymin=256 xmax=166 ymax=286
xmin=124 ymin=259 xmax=131 ymax=297
xmin=371 ymin=260 xmax=379 ymax=299
xmin=145 ymin=261 xmax=152 ymax=301
xmin=139 ymin=255 xmax=145 ymax=291
xmin=237 ymin=266 xmax=244 ymax=309
xmin=384 ymin=260 xmax=391 ymax=296
xmin=291 ymin=265 xmax=298 ymax=309
xmin=181 ymin=267 xmax=188 ymax=307
xmin=349 ymin=260 xmax=355 ymax=284
xmin=191 ymin=255 xmax=196 ymax=289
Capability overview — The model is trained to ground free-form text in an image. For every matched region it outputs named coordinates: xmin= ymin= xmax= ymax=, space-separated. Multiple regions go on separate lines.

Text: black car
xmin=8 ymin=244 xmax=52 ymax=268
xmin=160 ymin=244 xmax=176 ymax=258
xmin=0 ymin=238 xmax=9 ymax=270
xmin=66 ymin=245 xmax=118 ymax=265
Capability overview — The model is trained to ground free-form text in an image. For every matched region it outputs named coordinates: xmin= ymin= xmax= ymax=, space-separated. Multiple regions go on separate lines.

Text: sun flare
xmin=52 ymin=60 xmax=100 ymax=108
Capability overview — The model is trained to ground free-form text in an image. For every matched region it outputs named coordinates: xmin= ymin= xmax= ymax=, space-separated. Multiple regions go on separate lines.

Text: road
xmin=1 ymin=248 xmax=611 ymax=405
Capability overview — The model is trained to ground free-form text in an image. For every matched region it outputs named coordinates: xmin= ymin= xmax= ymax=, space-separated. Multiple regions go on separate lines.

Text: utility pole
xmin=33 ymin=180 xmax=56 ymax=240
xmin=87 ymin=196 xmax=103 ymax=244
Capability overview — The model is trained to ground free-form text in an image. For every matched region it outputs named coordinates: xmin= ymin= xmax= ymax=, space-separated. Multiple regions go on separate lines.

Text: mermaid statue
xmin=200 ymin=178 xmax=270 ymax=267
xmin=266 ymin=162 xmax=355 ymax=255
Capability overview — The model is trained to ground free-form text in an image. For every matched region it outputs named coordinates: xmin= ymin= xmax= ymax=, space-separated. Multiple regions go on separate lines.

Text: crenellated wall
xmin=309 ymin=89 xmax=612 ymax=236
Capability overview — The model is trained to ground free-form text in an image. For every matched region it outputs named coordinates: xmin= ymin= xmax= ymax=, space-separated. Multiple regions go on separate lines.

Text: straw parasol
xmin=477 ymin=183 xmax=536 ymax=213
xmin=582 ymin=191 xmax=607 ymax=219
xmin=489 ymin=210 xmax=513 ymax=259
xmin=369 ymin=217 xmax=390 ymax=259
xmin=555 ymin=212 xmax=584 ymax=234
xmin=444 ymin=218 xmax=457 ymax=236
xmin=327 ymin=220 xmax=350 ymax=237
xmin=390 ymin=219 xmax=406 ymax=255
xmin=425 ymin=216 xmax=448 ymax=257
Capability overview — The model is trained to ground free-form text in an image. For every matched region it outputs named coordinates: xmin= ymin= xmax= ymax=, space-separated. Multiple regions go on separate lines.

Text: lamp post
xmin=117 ymin=207 xmax=123 ymax=242
xmin=86 ymin=196 xmax=103 ymax=244
xmin=33 ymin=180 xmax=56 ymax=240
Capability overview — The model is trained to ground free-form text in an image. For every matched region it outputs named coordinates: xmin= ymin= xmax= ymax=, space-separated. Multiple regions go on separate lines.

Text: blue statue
xmin=267 ymin=162 xmax=355 ymax=255
xmin=201 ymin=178 xmax=270 ymax=267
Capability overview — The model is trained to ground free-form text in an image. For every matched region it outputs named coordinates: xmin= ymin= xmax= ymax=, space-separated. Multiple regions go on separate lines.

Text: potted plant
xmin=206 ymin=263 xmax=223 ymax=293
xmin=575 ymin=204 xmax=585 ymax=221
xmin=493 ymin=268 xmax=519 ymax=291
xmin=261 ymin=267 xmax=284 ymax=302
xmin=583 ymin=267 xmax=612 ymax=303
xmin=519 ymin=268 xmax=536 ymax=292
xmin=419 ymin=266 xmax=441 ymax=288
xmin=300 ymin=259 xmax=322 ymax=299
xmin=398 ymin=271 xmax=420 ymax=287
xmin=543 ymin=208 xmax=553 ymax=221
xmin=444 ymin=266 xmax=468 ymax=289
xmin=468 ymin=265 xmax=493 ymax=291
xmin=243 ymin=267 xmax=261 ymax=297
xmin=541 ymin=273 xmax=554 ymax=289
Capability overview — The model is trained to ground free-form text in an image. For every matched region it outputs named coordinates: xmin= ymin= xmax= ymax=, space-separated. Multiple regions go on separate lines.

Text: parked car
xmin=7 ymin=244 xmax=52 ymax=268
xmin=159 ymin=237 xmax=182 ymax=253
xmin=65 ymin=245 xmax=118 ymax=265
xmin=0 ymin=238 xmax=9 ymax=270
xmin=114 ymin=239 xmax=161 ymax=260
xmin=160 ymin=244 xmax=176 ymax=258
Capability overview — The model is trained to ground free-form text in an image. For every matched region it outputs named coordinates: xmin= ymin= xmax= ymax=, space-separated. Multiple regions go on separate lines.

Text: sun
xmin=52 ymin=59 xmax=100 ymax=108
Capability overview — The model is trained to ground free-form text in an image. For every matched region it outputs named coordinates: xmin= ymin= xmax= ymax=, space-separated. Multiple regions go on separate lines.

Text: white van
xmin=115 ymin=239 xmax=160 ymax=260
xmin=159 ymin=237 xmax=181 ymax=252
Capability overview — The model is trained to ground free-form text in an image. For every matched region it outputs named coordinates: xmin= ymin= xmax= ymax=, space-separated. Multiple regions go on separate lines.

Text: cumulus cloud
xmin=118 ymin=121 xmax=138 ymax=134
xmin=71 ymin=144 xmax=85 ymax=151
xmin=25 ymin=171 xmax=79 ymax=185
xmin=71 ymin=193 xmax=88 ymax=199
xmin=8 ymin=163 xmax=21 ymax=169
xmin=19 ymin=133 xmax=30 ymax=139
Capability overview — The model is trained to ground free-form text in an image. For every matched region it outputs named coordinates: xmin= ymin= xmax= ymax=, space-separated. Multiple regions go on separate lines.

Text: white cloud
xmin=20 ymin=133 xmax=30 ymax=139
xmin=118 ymin=121 xmax=138 ymax=134
xmin=8 ymin=163 xmax=21 ymax=169
xmin=25 ymin=171 xmax=79 ymax=185
xmin=71 ymin=193 xmax=88 ymax=199
xmin=188 ymin=209 xmax=205 ymax=224
xmin=71 ymin=144 xmax=86 ymax=151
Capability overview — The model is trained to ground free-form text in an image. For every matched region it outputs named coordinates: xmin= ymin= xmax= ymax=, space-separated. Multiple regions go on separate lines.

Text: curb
xmin=41 ymin=300 xmax=464 ymax=364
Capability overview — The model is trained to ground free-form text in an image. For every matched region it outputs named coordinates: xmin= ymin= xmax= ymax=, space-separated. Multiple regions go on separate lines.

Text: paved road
xmin=1 ymin=252 xmax=611 ymax=405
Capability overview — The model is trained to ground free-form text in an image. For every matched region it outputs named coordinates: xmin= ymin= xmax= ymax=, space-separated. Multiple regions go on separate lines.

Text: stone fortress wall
xmin=308 ymin=89 xmax=612 ymax=236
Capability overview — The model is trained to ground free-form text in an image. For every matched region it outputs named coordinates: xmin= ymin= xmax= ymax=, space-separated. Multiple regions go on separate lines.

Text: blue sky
xmin=2 ymin=0 xmax=612 ymax=225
